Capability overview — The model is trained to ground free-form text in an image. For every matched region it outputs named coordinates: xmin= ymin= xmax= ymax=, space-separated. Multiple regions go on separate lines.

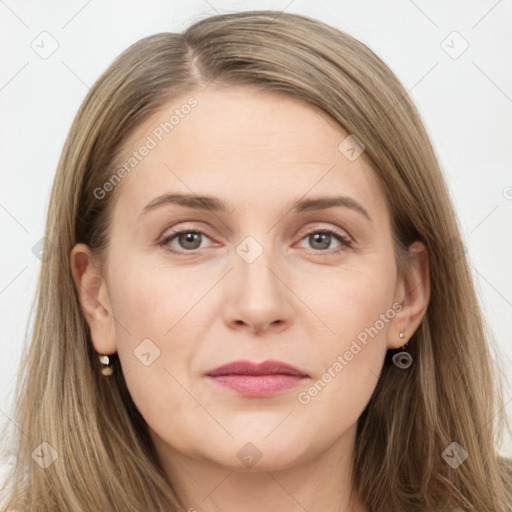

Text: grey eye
xmin=308 ymin=232 xmax=333 ymax=250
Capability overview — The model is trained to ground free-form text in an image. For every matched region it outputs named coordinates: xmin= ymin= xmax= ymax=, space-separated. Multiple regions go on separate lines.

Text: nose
xmin=222 ymin=243 xmax=295 ymax=335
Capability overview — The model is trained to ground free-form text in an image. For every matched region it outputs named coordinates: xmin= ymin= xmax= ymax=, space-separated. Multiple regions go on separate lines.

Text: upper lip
xmin=206 ymin=359 xmax=309 ymax=377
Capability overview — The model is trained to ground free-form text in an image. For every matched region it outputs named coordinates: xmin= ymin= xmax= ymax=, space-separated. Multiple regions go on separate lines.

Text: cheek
xmin=305 ymin=258 xmax=397 ymax=349
xmin=299 ymin=261 xmax=396 ymax=394
xmin=108 ymin=256 xmax=197 ymax=343
xmin=107 ymin=264 xmax=207 ymax=429
xmin=291 ymin=271 xmax=394 ymax=444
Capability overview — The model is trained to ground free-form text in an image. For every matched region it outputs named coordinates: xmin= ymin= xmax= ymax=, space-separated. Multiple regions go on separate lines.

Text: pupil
xmin=311 ymin=233 xmax=330 ymax=250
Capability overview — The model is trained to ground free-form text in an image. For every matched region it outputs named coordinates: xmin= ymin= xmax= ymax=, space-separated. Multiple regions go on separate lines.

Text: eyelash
xmin=158 ymin=226 xmax=353 ymax=255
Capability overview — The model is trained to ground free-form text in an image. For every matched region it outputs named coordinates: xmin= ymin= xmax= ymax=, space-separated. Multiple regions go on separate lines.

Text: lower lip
xmin=207 ymin=374 xmax=308 ymax=397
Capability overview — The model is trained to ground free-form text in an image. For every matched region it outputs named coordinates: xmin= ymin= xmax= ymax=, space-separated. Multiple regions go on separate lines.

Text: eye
xmin=158 ymin=226 xmax=353 ymax=254
xmin=159 ymin=229 xmax=214 ymax=252
xmin=296 ymin=228 xmax=352 ymax=253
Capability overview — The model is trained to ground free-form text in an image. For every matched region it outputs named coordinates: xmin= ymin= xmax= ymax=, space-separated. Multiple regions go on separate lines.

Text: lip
xmin=206 ymin=359 xmax=309 ymax=377
xmin=205 ymin=359 xmax=309 ymax=397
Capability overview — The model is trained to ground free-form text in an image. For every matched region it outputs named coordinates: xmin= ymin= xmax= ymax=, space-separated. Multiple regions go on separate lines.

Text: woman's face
xmin=75 ymin=85 xmax=427 ymax=473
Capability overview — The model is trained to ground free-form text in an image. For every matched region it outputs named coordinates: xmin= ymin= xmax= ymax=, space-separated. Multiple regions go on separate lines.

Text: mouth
xmin=205 ymin=359 xmax=310 ymax=397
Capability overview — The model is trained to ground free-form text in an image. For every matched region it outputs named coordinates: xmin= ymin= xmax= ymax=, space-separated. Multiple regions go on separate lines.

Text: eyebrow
xmin=139 ymin=193 xmax=371 ymax=222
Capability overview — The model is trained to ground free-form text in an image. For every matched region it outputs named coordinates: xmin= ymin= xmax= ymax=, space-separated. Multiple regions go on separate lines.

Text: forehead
xmin=109 ymin=85 xmax=386 ymax=223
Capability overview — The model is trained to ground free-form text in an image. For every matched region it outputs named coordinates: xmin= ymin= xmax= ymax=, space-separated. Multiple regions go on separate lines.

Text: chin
xmin=200 ymin=437 xmax=315 ymax=473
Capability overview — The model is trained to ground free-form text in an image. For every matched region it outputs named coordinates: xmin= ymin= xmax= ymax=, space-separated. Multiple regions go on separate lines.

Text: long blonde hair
xmin=2 ymin=10 xmax=511 ymax=511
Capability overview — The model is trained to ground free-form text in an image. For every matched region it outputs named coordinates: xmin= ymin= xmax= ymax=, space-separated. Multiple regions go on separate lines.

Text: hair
xmin=1 ymin=9 xmax=511 ymax=512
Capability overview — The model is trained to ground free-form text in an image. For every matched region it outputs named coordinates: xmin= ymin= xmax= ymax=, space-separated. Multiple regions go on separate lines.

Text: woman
xmin=2 ymin=9 xmax=511 ymax=512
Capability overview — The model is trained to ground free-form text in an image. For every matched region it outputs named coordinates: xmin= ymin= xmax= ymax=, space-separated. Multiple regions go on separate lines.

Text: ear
xmin=387 ymin=240 xmax=430 ymax=349
xmin=70 ymin=243 xmax=117 ymax=354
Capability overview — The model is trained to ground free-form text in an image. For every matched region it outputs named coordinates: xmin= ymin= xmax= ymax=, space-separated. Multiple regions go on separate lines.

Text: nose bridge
xmin=234 ymin=232 xmax=282 ymax=298
xmin=224 ymin=231 xmax=294 ymax=332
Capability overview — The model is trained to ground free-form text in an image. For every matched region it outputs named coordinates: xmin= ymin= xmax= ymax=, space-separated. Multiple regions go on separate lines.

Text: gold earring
xmin=98 ymin=354 xmax=113 ymax=376
xmin=392 ymin=330 xmax=413 ymax=369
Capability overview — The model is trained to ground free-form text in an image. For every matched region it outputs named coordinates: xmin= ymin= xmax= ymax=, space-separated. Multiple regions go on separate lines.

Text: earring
xmin=392 ymin=330 xmax=413 ymax=369
xmin=98 ymin=354 xmax=113 ymax=376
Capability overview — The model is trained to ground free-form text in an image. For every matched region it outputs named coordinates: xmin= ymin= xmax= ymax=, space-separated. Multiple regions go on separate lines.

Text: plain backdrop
xmin=1 ymin=0 xmax=511 ymax=476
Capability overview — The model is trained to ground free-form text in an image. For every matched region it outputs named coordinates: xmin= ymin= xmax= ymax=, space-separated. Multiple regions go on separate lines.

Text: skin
xmin=71 ymin=85 xmax=430 ymax=512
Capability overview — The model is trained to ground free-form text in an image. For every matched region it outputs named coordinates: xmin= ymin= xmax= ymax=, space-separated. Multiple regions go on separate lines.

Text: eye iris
xmin=310 ymin=233 xmax=331 ymax=250
xmin=179 ymin=232 xmax=201 ymax=249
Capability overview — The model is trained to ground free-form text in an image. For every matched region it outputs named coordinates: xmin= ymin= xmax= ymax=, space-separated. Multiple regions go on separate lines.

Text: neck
xmin=151 ymin=423 xmax=369 ymax=512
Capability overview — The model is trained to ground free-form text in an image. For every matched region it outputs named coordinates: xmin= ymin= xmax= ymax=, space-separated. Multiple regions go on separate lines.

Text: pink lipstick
xmin=205 ymin=359 xmax=309 ymax=397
